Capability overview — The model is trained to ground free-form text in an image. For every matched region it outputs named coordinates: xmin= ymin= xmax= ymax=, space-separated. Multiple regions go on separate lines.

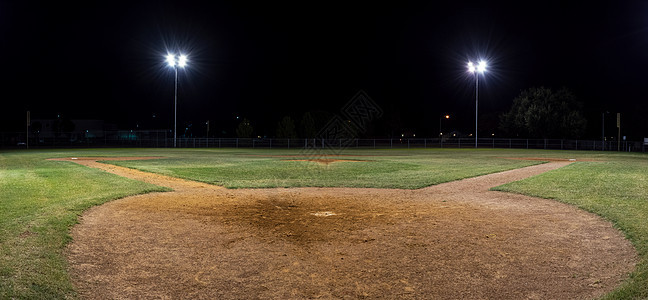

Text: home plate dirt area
xmin=56 ymin=157 xmax=637 ymax=299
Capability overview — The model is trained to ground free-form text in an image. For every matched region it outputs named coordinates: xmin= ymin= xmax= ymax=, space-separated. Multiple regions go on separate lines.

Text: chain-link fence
xmin=1 ymin=131 xmax=643 ymax=152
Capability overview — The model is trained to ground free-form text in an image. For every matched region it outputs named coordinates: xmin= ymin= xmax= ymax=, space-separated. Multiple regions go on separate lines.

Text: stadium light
xmin=166 ymin=53 xmax=188 ymax=147
xmin=467 ymin=60 xmax=487 ymax=148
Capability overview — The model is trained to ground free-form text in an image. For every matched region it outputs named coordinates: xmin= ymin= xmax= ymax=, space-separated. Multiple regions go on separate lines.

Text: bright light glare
xmin=477 ymin=60 xmax=487 ymax=73
xmin=445 ymin=115 xmax=450 ymax=119
xmin=166 ymin=54 xmax=176 ymax=67
xmin=178 ymin=54 xmax=188 ymax=67
xmin=467 ymin=61 xmax=475 ymax=73
xmin=467 ymin=60 xmax=487 ymax=73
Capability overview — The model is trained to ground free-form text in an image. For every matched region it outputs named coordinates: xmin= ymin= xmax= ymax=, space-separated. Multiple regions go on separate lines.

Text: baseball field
xmin=1 ymin=148 xmax=646 ymax=299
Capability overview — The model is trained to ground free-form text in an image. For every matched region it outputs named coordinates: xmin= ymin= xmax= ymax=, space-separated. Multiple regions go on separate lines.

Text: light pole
xmin=439 ymin=114 xmax=450 ymax=138
xmin=602 ymin=111 xmax=609 ymax=150
xmin=166 ymin=53 xmax=188 ymax=147
xmin=467 ymin=60 xmax=487 ymax=148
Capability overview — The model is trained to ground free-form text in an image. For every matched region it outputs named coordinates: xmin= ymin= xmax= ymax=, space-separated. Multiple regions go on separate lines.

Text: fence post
xmin=374 ymin=139 xmax=376 ymax=149
xmin=424 ymin=139 xmax=427 ymax=148
xmin=526 ymin=139 xmax=528 ymax=149
xmin=236 ymin=138 xmax=239 ymax=148
xmin=219 ymin=138 xmax=221 ymax=148
xmin=544 ymin=139 xmax=547 ymax=149
xmin=576 ymin=140 xmax=578 ymax=150
xmin=288 ymin=139 xmax=290 ymax=149
xmin=407 ymin=139 xmax=410 ymax=149
xmin=339 ymin=138 xmax=342 ymax=149
xmin=492 ymin=138 xmax=495 ymax=148
xmin=253 ymin=139 xmax=255 ymax=148
xmin=390 ymin=139 xmax=393 ymax=149
xmin=561 ymin=140 xmax=563 ymax=150
xmin=270 ymin=139 xmax=272 ymax=149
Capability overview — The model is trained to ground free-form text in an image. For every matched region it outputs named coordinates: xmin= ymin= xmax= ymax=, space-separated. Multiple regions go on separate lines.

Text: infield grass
xmin=107 ymin=148 xmax=541 ymax=189
xmin=1 ymin=148 xmax=647 ymax=299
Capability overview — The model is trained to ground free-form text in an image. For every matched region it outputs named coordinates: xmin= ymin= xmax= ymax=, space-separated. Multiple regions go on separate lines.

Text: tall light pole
xmin=166 ymin=53 xmax=188 ymax=148
xmin=467 ymin=60 xmax=487 ymax=148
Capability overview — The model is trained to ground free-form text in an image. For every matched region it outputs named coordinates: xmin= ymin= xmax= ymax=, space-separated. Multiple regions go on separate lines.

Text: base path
xmin=59 ymin=158 xmax=637 ymax=299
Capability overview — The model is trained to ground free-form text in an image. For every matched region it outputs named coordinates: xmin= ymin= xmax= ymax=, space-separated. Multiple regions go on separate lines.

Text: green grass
xmin=494 ymin=156 xmax=648 ymax=299
xmin=0 ymin=150 xmax=168 ymax=299
xmin=106 ymin=148 xmax=541 ymax=189
xmin=1 ymin=148 xmax=647 ymax=299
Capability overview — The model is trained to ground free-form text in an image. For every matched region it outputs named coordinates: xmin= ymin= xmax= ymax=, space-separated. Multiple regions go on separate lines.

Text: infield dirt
xmin=56 ymin=157 xmax=637 ymax=299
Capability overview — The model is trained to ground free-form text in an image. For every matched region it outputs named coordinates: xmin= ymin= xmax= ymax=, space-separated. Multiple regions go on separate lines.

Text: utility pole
xmin=617 ymin=113 xmax=621 ymax=151
xmin=602 ymin=112 xmax=605 ymax=150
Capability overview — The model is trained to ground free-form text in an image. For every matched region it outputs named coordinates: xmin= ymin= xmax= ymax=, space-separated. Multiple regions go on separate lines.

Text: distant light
xmin=401 ymin=133 xmax=404 ymax=137
xmin=445 ymin=115 xmax=450 ymax=119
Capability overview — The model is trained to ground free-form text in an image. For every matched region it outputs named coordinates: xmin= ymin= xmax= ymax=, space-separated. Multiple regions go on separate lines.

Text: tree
xmin=236 ymin=118 xmax=253 ymax=138
xmin=500 ymin=87 xmax=587 ymax=138
xmin=276 ymin=116 xmax=297 ymax=138
xmin=299 ymin=112 xmax=316 ymax=138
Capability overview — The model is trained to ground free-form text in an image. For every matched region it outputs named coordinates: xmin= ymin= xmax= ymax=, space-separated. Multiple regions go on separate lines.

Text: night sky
xmin=2 ymin=1 xmax=648 ymax=138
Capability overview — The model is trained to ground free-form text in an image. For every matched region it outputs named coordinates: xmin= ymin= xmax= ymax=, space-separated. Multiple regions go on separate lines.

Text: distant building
xmin=31 ymin=119 xmax=111 ymax=141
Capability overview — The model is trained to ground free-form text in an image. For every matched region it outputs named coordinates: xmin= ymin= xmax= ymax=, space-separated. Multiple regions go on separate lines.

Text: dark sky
xmin=2 ymin=1 xmax=648 ymax=138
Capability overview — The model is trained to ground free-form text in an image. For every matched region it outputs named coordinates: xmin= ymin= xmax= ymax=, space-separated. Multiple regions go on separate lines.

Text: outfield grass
xmin=1 ymin=148 xmax=646 ymax=299
xmin=0 ymin=150 xmax=168 ymax=299
xmin=494 ymin=156 xmax=648 ymax=299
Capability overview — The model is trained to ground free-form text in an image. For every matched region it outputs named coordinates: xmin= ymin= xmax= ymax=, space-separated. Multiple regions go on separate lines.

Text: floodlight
xmin=178 ymin=54 xmax=188 ymax=67
xmin=477 ymin=60 xmax=487 ymax=73
xmin=164 ymin=52 xmax=189 ymax=147
xmin=467 ymin=61 xmax=475 ymax=73
xmin=166 ymin=54 xmax=176 ymax=67
xmin=466 ymin=59 xmax=488 ymax=148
